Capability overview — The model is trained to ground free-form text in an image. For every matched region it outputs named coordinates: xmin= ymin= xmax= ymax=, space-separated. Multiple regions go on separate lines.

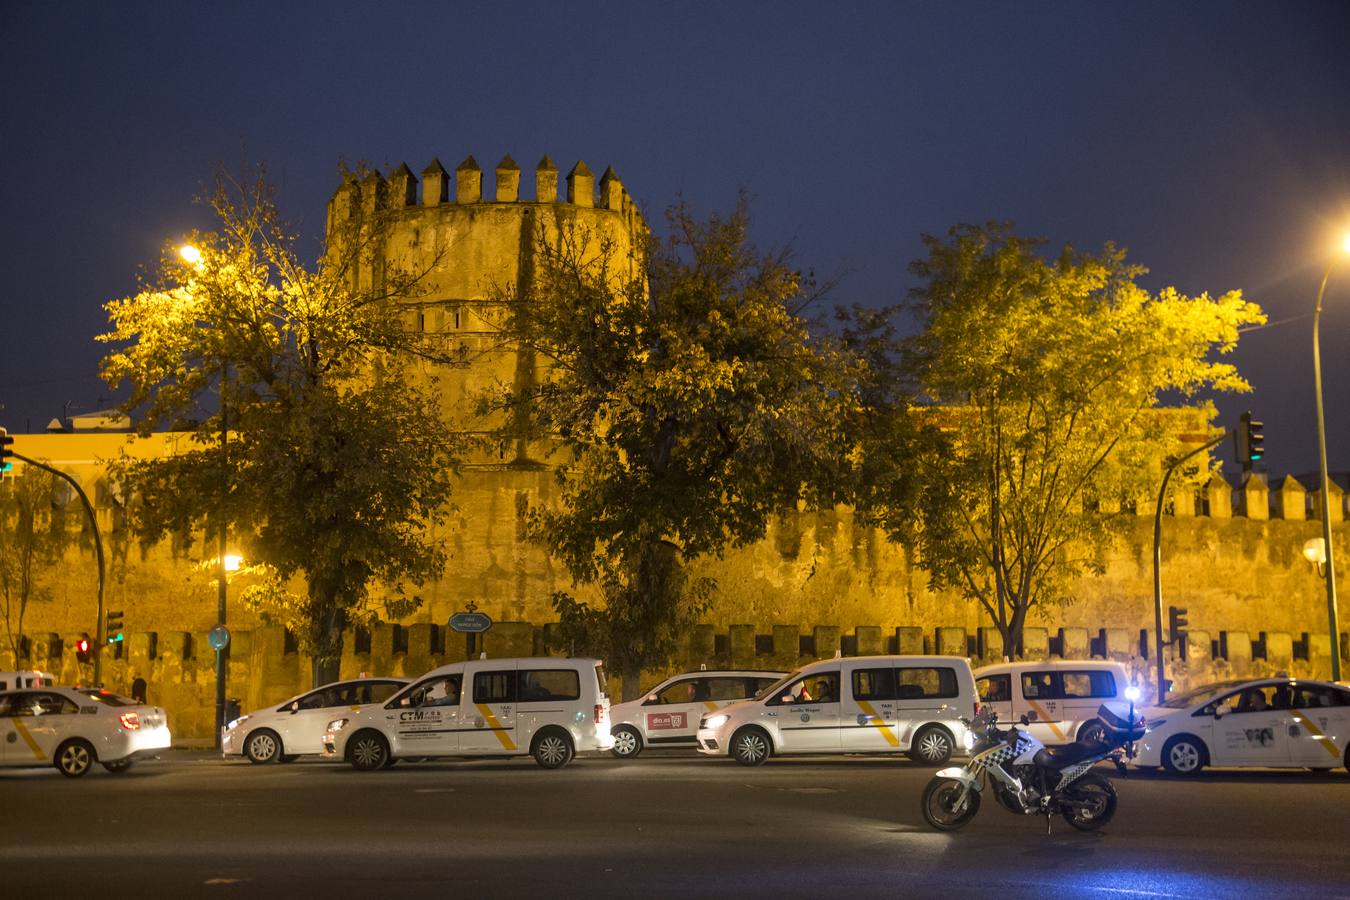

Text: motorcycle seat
xmin=1033 ymin=740 xmax=1106 ymax=769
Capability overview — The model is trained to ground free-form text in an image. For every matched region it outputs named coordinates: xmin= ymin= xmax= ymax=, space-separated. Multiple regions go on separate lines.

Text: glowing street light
xmin=178 ymin=243 xmax=202 ymax=265
xmin=223 ymin=554 xmax=243 ymax=573
xmin=1310 ymin=232 xmax=1350 ymax=680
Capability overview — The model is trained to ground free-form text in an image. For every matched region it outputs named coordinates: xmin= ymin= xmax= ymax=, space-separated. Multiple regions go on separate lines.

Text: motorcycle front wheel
xmin=921 ymin=776 xmax=981 ymax=831
xmin=1060 ymin=772 xmax=1117 ymax=831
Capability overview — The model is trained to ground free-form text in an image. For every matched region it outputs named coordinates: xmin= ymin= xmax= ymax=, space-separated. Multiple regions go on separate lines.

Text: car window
xmin=1062 ymin=671 xmax=1117 ymax=699
xmin=1290 ymin=685 xmax=1349 ymax=708
xmin=365 ymin=681 xmax=404 ymax=704
xmin=753 ymin=677 xmax=781 ymax=695
xmin=899 ymin=667 xmax=960 ymax=700
xmin=652 ymin=679 xmax=699 ymax=705
xmin=25 ymin=693 xmax=78 ymax=716
xmin=76 ymin=689 xmax=137 ymax=707
xmin=771 ymin=671 xmax=840 ymax=705
xmin=473 ymin=670 xmax=517 ymax=704
xmin=1020 ymin=671 xmax=1062 ymax=700
xmin=707 ymin=678 xmax=752 ymax=701
xmin=1213 ymin=685 xmax=1286 ymax=715
xmin=519 ymin=669 xmax=581 ymax=702
xmin=977 ymin=674 xmax=1011 ymax=703
xmin=852 ymin=668 xmax=897 ymax=701
xmin=0 ymin=695 xmax=12 ymax=715
xmin=293 ymin=690 xmax=327 ymax=711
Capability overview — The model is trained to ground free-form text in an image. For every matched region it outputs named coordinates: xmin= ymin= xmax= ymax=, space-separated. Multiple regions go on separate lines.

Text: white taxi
xmin=609 ymin=669 xmax=785 ymax=758
xmin=1137 ymin=676 xmax=1350 ymax=775
xmin=222 ymin=676 xmax=409 ymax=764
xmin=0 ymin=686 xmax=171 ymax=777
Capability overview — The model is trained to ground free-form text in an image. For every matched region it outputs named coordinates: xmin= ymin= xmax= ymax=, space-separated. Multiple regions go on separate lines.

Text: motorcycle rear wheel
xmin=1060 ymin=772 xmax=1117 ymax=831
xmin=921 ymin=776 xmax=981 ymax=831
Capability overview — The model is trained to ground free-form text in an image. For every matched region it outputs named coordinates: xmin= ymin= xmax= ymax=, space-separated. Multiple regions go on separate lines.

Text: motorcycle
xmin=921 ymin=701 xmax=1146 ymax=833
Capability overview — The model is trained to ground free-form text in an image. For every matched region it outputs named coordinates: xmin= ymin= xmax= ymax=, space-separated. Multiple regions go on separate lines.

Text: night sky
xmin=3 ymin=1 xmax=1349 ymax=477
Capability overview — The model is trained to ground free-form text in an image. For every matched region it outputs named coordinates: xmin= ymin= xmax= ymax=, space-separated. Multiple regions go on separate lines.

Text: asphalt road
xmin=2 ymin=751 xmax=1348 ymax=899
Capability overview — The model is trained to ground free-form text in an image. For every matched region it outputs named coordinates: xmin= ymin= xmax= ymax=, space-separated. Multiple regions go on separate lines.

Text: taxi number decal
xmin=647 ymin=712 xmax=687 ymax=730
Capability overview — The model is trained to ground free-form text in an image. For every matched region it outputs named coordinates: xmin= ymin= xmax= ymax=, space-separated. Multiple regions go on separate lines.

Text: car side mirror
xmin=289 ymin=702 xmax=300 ymax=714
xmin=781 ymin=694 xmax=795 ymax=704
xmin=1020 ymin=711 xmax=1037 ymax=724
xmin=647 ymin=694 xmax=658 ymax=703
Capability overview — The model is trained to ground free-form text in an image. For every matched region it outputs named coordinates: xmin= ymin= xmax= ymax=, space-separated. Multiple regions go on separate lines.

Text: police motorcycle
xmin=920 ymin=696 xmax=1146 ymax=833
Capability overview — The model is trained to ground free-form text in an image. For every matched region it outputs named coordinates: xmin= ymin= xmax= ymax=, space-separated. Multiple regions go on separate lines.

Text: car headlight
xmin=702 ymin=714 xmax=729 ymax=730
xmin=326 ymin=718 xmax=349 ymax=733
xmin=225 ymin=715 xmax=250 ymax=731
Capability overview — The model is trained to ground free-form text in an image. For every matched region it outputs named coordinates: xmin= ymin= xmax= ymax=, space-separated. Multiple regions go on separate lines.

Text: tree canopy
xmin=99 ymin=169 xmax=458 ymax=684
xmin=869 ymin=223 xmax=1266 ymax=655
xmin=494 ymin=199 xmax=856 ymax=695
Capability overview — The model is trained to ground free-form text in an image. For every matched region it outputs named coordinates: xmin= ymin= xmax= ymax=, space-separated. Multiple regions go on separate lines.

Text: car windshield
xmin=76 ymin=689 xmax=138 ymax=707
xmin=1160 ymin=680 xmax=1249 ymax=709
xmin=754 ymin=670 xmax=802 ymax=701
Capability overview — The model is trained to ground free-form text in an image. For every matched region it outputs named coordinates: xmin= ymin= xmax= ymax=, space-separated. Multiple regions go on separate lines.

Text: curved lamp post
xmin=1311 ymin=234 xmax=1350 ymax=681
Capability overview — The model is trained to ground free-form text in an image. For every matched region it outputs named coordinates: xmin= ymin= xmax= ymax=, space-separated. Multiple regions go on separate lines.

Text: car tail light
xmin=594 ymin=704 xmax=604 ymax=725
xmin=119 ymin=712 xmax=141 ymax=731
xmin=973 ymin=701 xmax=982 ymax=715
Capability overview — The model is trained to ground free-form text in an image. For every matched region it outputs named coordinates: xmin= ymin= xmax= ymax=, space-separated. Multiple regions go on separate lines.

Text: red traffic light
xmin=75 ymin=635 xmax=92 ymax=663
xmin=75 ymin=637 xmax=90 ymax=653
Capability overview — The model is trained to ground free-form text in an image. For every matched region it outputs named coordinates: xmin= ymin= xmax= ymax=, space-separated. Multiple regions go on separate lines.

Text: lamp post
xmin=1310 ymin=234 xmax=1350 ymax=681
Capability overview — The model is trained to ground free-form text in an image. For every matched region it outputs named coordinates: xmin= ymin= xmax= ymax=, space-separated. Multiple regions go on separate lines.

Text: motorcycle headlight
xmin=225 ymin=715 xmax=250 ymax=731
xmin=702 ymin=714 xmax=729 ymax=730
xmin=962 ymin=730 xmax=975 ymax=751
xmin=326 ymin=717 xmax=349 ymax=733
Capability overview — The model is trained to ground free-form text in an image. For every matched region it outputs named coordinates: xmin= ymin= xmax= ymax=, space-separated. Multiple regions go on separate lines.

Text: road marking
xmin=855 ymin=700 xmax=900 ymax=747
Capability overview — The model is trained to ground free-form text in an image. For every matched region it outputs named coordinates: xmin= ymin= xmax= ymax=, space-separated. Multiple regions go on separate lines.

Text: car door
xmin=17 ymin=691 xmax=78 ymax=764
xmin=1285 ymin=684 xmax=1348 ymax=768
xmin=976 ymin=673 xmax=1013 ymax=726
xmin=277 ymin=686 xmax=346 ymax=754
xmin=0 ymin=693 xmax=20 ymax=764
xmin=842 ymin=664 xmax=902 ymax=751
xmin=461 ymin=669 xmax=519 ymax=754
xmin=1018 ymin=671 xmax=1072 ymax=744
xmin=1059 ymin=669 xmax=1118 ymax=739
xmin=385 ymin=674 xmax=464 ymax=755
xmin=1205 ymin=685 xmax=1288 ymax=766
xmin=641 ymin=677 xmax=705 ymax=745
xmin=771 ymin=670 xmax=841 ymax=753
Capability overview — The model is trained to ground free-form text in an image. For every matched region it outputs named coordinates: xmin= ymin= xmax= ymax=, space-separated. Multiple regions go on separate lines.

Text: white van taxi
xmin=609 ymin=669 xmax=785 ymax=758
xmin=0 ymin=670 xmax=57 ymax=692
xmin=222 ymin=676 xmax=409 ymax=763
xmin=695 ymin=655 xmax=978 ymax=766
xmin=974 ymin=660 xmax=1132 ymax=745
xmin=0 ymin=686 xmax=170 ymax=777
xmin=324 ymin=657 xmax=612 ymax=770
xmin=1136 ymin=676 xmax=1350 ymax=775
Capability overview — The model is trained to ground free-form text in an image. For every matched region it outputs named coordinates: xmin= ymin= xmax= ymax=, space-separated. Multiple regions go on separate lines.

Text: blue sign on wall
xmin=448 ymin=612 xmax=493 ymax=634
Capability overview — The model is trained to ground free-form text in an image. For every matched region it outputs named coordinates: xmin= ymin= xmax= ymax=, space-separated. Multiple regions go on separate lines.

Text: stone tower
xmin=325 ymin=153 xmax=648 ymax=464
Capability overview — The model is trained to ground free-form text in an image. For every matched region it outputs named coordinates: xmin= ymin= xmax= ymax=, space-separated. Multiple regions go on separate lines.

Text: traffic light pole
xmin=1153 ymin=432 xmax=1228 ymax=705
xmin=12 ymin=452 xmax=107 ymax=685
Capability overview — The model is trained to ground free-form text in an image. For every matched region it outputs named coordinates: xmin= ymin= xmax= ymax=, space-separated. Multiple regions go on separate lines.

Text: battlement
xmin=326 ymin=153 xmax=647 ymax=237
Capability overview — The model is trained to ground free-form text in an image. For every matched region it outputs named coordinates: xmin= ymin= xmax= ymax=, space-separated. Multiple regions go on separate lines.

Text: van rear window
xmin=897 ymin=667 xmax=960 ymax=700
xmin=519 ymin=670 xmax=580 ymax=702
xmin=594 ymin=663 xmax=608 ymax=698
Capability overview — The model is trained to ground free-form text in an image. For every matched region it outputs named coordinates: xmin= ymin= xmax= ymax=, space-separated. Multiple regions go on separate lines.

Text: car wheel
xmin=102 ymin=758 xmax=134 ymax=774
xmin=56 ymin=739 xmax=96 ymax=778
xmin=731 ymin=727 xmax=771 ymax=766
xmin=1077 ymin=719 xmax=1108 ymax=744
xmin=348 ymin=731 xmax=390 ymax=771
xmin=1162 ymin=735 xmax=1206 ymax=776
xmin=533 ymin=730 xmax=575 ymax=769
xmin=611 ymin=726 xmax=643 ymax=759
xmin=910 ymin=726 xmax=954 ymax=766
xmin=245 ymin=729 xmax=282 ymax=765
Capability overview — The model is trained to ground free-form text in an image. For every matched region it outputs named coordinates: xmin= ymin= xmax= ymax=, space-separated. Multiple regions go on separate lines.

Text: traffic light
xmin=0 ymin=427 xmax=13 ymax=480
xmin=1234 ymin=411 xmax=1264 ymax=471
xmin=106 ymin=610 xmax=124 ymax=644
xmin=1168 ymin=605 xmax=1189 ymax=647
xmin=74 ymin=634 xmax=92 ymax=664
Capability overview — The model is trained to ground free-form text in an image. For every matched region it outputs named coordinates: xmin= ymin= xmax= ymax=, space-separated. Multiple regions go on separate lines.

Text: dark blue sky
xmin=2 ymin=1 xmax=1349 ymax=476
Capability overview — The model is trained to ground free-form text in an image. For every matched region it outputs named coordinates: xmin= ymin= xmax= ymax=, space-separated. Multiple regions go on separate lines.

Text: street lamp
xmin=1311 ymin=233 xmax=1349 ymax=681
xmin=178 ymin=243 xmax=202 ymax=265
xmin=1304 ymin=537 xmax=1327 ymax=578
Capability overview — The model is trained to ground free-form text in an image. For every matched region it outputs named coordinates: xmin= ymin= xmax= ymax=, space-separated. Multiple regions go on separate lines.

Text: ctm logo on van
xmin=400 ymin=710 xmax=443 ymax=723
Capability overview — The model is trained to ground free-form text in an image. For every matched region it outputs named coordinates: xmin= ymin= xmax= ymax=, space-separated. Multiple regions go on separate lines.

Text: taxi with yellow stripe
xmin=0 ymin=686 xmax=170 ymax=777
xmin=609 ymin=669 xmax=785 ymax=758
xmin=1137 ymin=677 xmax=1350 ymax=775
xmin=696 ymin=655 xmax=978 ymax=766
xmin=974 ymin=660 xmax=1132 ymax=746
xmin=323 ymin=657 xmax=612 ymax=770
